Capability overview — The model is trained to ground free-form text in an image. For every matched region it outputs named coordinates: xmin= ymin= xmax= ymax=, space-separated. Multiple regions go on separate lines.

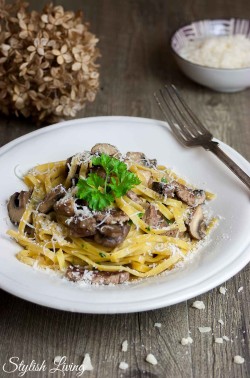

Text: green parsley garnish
xmin=77 ymin=154 xmax=141 ymax=211
xmin=161 ymin=177 xmax=168 ymax=183
xmin=146 ymin=226 xmax=151 ymax=231
xmin=137 ymin=212 xmax=143 ymax=219
xmin=99 ymin=252 xmax=106 ymax=258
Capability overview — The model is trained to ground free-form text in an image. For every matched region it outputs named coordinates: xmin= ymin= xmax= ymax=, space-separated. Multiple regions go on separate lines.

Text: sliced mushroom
xmin=174 ymin=182 xmax=206 ymax=207
xmin=66 ymin=151 xmax=91 ymax=185
xmin=188 ymin=205 xmax=206 ymax=240
xmin=164 ymin=229 xmax=185 ymax=238
xmin=142 ymin=204 xmax=168 ymax=229
xmin=94 ymin=208 xmax=129 ymax=225
xmin=151 ymin=181 xmax=175 ymax=197
xmin=125 ymin=151 xmax=157 ymax=168
xmin=38 ymin=184 xmax=66 ymax=213
xmin=91 ymin=143 xmax=120 ymax=157
xmin=66 ymin=215 xmax=97 ymax=238
xmin=91 ymin=271 xmax=130 ymax=285
xmin=88 ymin=165 xmax=107 ymax=180
xmin=66 ymin=265 xmax=130 ymax=284
xmin=94 ymin=223 xmax=130 ymax=247
xmin=54 ymin=196 xmax=75 ymax=217
xmin=7 ymin=191 xmax=31 ymax=225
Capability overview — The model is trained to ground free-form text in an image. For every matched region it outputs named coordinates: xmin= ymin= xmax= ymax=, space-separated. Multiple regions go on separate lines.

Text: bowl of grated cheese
xmin=171 ymin=19 xmax=250 ymax=92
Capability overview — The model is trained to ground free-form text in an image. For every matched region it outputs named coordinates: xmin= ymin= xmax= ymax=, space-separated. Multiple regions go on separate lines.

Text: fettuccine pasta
xmin=7 ymin=143 xmax=216 ymax=285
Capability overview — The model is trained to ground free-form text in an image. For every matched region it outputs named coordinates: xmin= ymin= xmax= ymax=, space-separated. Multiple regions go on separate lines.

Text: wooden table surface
xmin=0 ymin=1 xmax=249 ymax=377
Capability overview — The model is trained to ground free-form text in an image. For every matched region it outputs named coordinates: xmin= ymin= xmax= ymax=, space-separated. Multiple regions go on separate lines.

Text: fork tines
xmin=154 ymin=84 xmax=213 ymax=146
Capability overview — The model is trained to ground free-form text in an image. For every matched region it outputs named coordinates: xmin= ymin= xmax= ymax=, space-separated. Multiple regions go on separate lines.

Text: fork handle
xmin=205 ymin=141 xmax=250 ymax=190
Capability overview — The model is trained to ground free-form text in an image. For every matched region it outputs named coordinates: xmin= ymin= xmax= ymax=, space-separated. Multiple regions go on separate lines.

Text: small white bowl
xmin=171 ymin=19 xmax=250 ymax=92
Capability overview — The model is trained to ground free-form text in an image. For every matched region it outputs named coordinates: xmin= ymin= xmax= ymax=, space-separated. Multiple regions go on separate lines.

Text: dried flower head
xmin=0 ymin=1 xmax=100 ymax=123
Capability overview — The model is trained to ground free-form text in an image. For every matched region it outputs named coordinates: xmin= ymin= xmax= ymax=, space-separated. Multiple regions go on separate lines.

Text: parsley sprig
xmin=76 ymin=154 xmax=141 ymax=211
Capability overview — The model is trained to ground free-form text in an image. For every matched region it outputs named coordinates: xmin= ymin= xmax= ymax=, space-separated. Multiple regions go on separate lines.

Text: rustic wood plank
xmin=0 ymin=0 xmax=249 ymax=377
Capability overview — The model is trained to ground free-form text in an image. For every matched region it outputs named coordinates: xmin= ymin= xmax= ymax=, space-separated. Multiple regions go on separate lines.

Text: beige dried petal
xmin=43 ymin=76 xmax=53 ymax=82
xmin=52 ymin=49 xmax=61 ymax=56
xmin=38 ymin=84 xmax=46 ymax=92
xmin=61 ymin=44 xmax=68 ymax=54
xmin=57 ymin=55 xmax=64 ymax=65
xmin=19 ymin=30 xmax=28 ymax=39
xmin=37 ymin=47 xmax=45 ymax=56
xmin=55 ymin=105 xmax=63 ymax=114
xmin=41 ymin=14 xmax=49 ymax=23
xmin=20 ymin=62 xmax=29 ymax=70
xmin=63 ymin=53 xmax=72 ymax=63
xmin=27 ymin=45 xmax=36 ymax=52
xmin=19 ymin=20 xmax=27 ymax=30
xmin=72 ymin=46 xmax=82 ymax=55
xmin=72 ymin=62 xmax=81 ymax=71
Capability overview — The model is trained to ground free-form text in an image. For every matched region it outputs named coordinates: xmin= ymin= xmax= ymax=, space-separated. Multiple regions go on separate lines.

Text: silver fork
xmin=154 ymin=84 xmax=250 ymax=190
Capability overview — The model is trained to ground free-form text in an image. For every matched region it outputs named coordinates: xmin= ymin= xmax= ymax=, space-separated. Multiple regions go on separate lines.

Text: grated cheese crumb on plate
xmin=198 ymin=327 xmax=211 ymax=333
xmin=238 ymin=286 xmax=243 ymax=292
xmin=234 ymin=355 xmax=245 ymax=364
xmin=192 ymin=300 xmax=205 ymax=310
xmin=119 ymin=362 xmax=129 ymax=370
xmin=181 ymin=336 xmax=193 ymax=345
xmin=222 ymin=336 xmax=230 ymax=342
xmin=219 ymin=286 xmax=227 ymax=295
xmin=218 ymin=319 xmax=224 ymax=326
xmin=146 ymin=353 xmax=158 ymax=365
xmin=81 ymin=353 xmax=93 ymax=371
xmin=122 ymin=340 xmax=128 ymax=352
xmin=154 ymin=323 xmax=162 ymax=328
xmin=215 ymin=338 xmax=223 ymax=344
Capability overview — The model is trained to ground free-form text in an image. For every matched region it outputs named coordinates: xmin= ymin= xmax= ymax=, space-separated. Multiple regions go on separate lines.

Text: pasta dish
xmin=7 ymin=143 xmax=216 ymax=285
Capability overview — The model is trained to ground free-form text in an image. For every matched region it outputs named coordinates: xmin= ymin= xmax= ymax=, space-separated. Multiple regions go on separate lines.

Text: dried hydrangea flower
xmin=0 ymin=0 xmax=100 ymax=124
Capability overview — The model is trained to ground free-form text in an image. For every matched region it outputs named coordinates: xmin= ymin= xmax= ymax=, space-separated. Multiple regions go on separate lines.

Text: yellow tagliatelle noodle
xmin=7 ymin=154 xmax=216 ymax=281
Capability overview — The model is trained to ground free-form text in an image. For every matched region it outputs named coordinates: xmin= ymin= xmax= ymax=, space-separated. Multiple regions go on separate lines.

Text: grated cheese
xmin=234 ymin=355 xmax=245 ymax=364
xmin=218 ymin=319 xmax=224 ymax=326
xmin=181 ymin=337 xmax=193 ymax=345
xmin=119 ymin=362 xmax=129 ymax=370
xmin=146 ymin=353 xmax=158 ymax=365
xmin=238 ymin=286 xmax=243 ymax=292
xmin=122 ymin=340 xmax=128 ymax=352
xmin=219 ymin=286 xmax=227 ymax=295
xmin=198 ymin=327 xmax=211 ymax=333
xmin=215 ymin=338 xmax=223 ymax=344
xmin=192 ymin=300 xmax=205 ymax=310
xmin=154 ymin=323 xmax=162 ymax=328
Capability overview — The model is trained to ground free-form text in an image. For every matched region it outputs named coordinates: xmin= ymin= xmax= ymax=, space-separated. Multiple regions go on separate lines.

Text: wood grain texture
xmin=0 ymin=1 xmax=249 ymax=377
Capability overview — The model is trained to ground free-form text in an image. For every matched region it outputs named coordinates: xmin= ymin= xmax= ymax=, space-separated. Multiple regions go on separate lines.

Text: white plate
xmin=0 ymin=116 xmax=249 ymax=313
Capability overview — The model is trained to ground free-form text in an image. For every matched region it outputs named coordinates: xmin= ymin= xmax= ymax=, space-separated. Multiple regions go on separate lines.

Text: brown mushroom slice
xmin=94 ymin=223 xmax=130 ymax=247
xmin=66 ymin=265 xmax=130 ymax=284
xmin=188 ymin=205 xmax=206 ymax=240
xmin=38 ymin=184 xmax=66 ymax=214
xmin=174 ymin=182 xmax=206 ymax=207
xmin=65 ymin=151 xmax=91 ymax=186
xmin=125 ymin=152 xmax=157 ymax=168
xmin=67 ymin=215 xmax=97 ymax=238
xmin=54 ymin=196 xmax=75 ymax=217
xmin=142 ymin=204 xmax=168 ymax=229
xmin=7 ymin=191 xmax=31 ymax=225
xmin=91 ymin=143 xmax=120 ymax=157
xmin=151 ymin=181 xmax=175 ymax=197
xmin=94 ymin=208 xmax=129 ymax=225
xmin=91 ymin=271 xmax=130 ymax=285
